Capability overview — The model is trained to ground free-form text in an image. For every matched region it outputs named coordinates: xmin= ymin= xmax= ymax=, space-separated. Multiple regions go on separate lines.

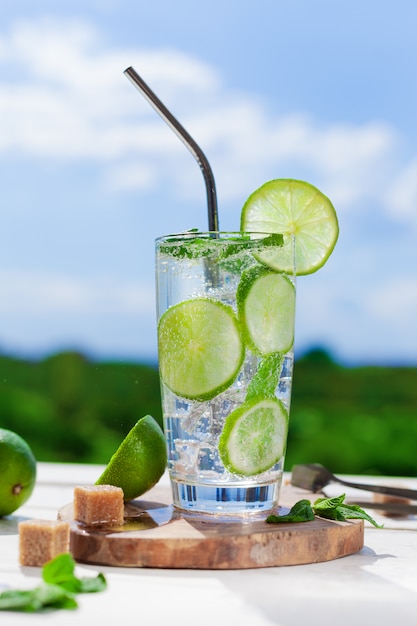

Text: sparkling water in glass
xmin=155 ymin=231 xmax=296 ymax=516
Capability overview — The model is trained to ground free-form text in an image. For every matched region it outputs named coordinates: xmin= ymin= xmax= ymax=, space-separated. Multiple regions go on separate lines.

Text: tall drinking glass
xmin=156 ymin=231 xmax=296 ymax=516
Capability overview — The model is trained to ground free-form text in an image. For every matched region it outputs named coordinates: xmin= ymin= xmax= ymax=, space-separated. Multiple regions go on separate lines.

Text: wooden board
xmin=58 ymin=482 xmax=364 ymax=569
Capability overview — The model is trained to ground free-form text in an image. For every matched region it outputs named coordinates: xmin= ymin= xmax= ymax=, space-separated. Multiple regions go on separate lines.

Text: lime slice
xmin=240 ymin=179 xmax=338 ymax=275
xmin=96 ymin=415 xmax=167 ymax=501
xmin=219 ymin=397 xmax=288 ymax=476
xmin=158 ymin=298 xmax=244 ymax=401
xmin=237 ymin=266 xmax=295 ymax=356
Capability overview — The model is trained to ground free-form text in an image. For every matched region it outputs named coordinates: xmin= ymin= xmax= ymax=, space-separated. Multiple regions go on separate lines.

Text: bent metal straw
xmin=124 ymin=66 xmax=219 ymax=232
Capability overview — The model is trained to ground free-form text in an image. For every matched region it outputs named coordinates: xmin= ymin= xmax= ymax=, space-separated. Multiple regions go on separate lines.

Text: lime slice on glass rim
xmin=237 ymin=265 xmax=295 ymax=356
xmin=219 ymin=396 xmax=288 ymax=476
xmin=158 ymin=298 xmax=244 ymax=401
xmin=240 ymin=179 xmax=339 ymax=275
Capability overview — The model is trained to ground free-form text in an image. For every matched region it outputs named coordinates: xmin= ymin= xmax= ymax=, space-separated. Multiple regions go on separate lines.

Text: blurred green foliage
xmin=0 ymin=351 xmax=162 ymax=464
xmin=286 ymin=348 xmax=417 ymax=476
xmin=1 ymin=347 xmax=416 ymax=476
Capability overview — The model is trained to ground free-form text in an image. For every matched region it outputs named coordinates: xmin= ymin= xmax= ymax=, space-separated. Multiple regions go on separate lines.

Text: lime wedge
xmin=96 ymin=415 xmax=167 ymax=501
xmin=240 ymin=179 xmax=338 ymax=275
xmin=237 ymin=266 xmax=295 ymax=356
xmin=219 ymin=397 xmax=288 ymax=476
xmin=158 ymin=298 xmax=244 ymax=401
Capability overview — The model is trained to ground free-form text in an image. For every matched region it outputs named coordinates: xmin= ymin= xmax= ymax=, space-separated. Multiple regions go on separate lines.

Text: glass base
xmin=170 ymin=478 xmax=281 ymax=517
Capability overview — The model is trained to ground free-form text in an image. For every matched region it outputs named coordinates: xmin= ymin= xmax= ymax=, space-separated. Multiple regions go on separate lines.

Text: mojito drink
xmin=156 ymin=232 xmax=296 ymax=515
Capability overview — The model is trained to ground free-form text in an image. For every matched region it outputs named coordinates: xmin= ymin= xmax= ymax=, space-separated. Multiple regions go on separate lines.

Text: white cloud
xmin=107 ymin=160 xmax=158 ymax=190
xmin=294 ymin=272 xmax=417 ymax=364
xmin=0 ymin=15 xmax=410 ymax=223
xmin=366 ymin=277 xmax=417 ymax=324
xmin=0 ymin=17 xmax=218 ymax=159
xmin=385 ymin=158 xmax=417 ymax=229
xmin=0 ymin=16 xmax=219 ymax=94
xmin=0 ymin=270 xmax=154 ymax=315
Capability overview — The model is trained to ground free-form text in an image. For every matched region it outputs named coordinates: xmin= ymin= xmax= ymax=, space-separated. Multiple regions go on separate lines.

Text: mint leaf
xmin=266 ymin=494 xmax=383 ymax=528
xmin=313 ymin=494 xmax=346 ymax=512
xmin=266 ymin=499 xmax=315 ymax=523
xmin=78 ymin=573 xmax=107 ymax=594
xmin=246 ymin=353 xmax=283 ymax=401
xmin=313 ymin=496 xmax=383 ymax=528
xmin=0 ymin=589 xmax=42 ymax=612
xmin=261 ymin=233 xmax=284 ymax=247
xmin=42 ymin=553 xmax=107 ymax=594
xmin=34 ymin=584 xmax=78 ymax=610
xmin=0 ymin=584 xmax=77 ymax=612
xmin=160 ymin=238 xmax=214 ymax=259
xmin=0 ymin=554 xmax=107 ymax=612
xmin=159 ymin=232 xmax=284 ymax=261
xmin=42 ymin=553 xmax=80 ymax=593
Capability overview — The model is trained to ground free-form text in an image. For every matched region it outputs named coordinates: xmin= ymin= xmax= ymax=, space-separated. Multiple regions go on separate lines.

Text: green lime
xmin=237 ymin=265 xmax=295 ymax=356
xmin=219 ymin=397 xmax=288 ymax=476
xmin=158 ymin=298 xmax=244 ymax=401
xmin=96 ymin=415 xmax=167 ymax=501
xmin=0 ymin=428 xmax=37 ymax=517
xmin=240 ymin=179 xmax=339 ymax=275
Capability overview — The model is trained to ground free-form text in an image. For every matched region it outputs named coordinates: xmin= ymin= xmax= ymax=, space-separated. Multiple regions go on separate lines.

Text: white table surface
xmin=2 ymin=462 xmax=417 ymax=626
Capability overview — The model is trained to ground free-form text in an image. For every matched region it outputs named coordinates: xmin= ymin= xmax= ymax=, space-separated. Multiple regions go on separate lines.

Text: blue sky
xmin=1 ymin=0 xmax=417 ymax=365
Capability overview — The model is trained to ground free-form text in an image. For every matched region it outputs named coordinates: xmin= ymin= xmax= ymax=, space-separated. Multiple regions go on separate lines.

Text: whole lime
xmin=0 ymin=428 xmax=37 ymax=517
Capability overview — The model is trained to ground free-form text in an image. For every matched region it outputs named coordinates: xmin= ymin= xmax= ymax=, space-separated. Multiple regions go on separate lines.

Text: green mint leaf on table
xmin=77 ymin=573 xmax=107 ymax=593
xmin=42 ymin=553 xmax=106 ymax=594
xmin=42 ymin=552 xmax=81 ymax=593
xmin=266 ymin=494 xmax=383 ymax=528
xmin=0 ymin=584 xmax=77 ymax=612
xmin=312 ymin=494 xmax=346 ymax=516
xmin=266 ymin=499 xmax=315 ymax=523
xmin=0 ymin=589 xmax=44 ymax=612
xmin=0 ymin=554 xmax=107 ymax=612
xmin=313 ymin=496 xmax=383 ymax=528
xmin=33 ymin=583 xmax=78 ymax=611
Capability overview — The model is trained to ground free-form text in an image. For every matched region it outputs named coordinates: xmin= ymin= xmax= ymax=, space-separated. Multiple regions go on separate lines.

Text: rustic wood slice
xmin=58 ymin=482 xmax=364 ymax=569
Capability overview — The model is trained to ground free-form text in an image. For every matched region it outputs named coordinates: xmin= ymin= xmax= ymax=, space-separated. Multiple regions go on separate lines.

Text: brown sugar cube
xmin=73 ymin=485 xmax=124 ymax=527
xmin=19 ymin=519 xmax=70 ymax=567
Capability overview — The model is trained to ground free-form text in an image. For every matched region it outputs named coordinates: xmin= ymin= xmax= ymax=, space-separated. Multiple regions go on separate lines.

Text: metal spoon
xmin=291 ymin=463 xmax=417 ymax=501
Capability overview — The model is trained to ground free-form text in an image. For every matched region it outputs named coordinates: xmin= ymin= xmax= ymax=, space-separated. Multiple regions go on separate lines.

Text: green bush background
xmin=1 ymin=348 xmax=416 ymax=476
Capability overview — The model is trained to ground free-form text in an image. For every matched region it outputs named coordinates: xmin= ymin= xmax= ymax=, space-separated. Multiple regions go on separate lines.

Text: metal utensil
xmin=345 ymin=500 xmax=417 ymax=515
xmin=291 ymin=463 xmax=417 ymax=501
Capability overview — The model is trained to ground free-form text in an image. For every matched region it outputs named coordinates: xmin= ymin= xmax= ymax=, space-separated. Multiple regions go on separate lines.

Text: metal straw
xmin=124 ymin=66 xmax=219 ymax=232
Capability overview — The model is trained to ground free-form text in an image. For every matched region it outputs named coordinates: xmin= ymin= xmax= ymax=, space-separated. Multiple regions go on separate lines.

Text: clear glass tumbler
xmin=155 ymin=231 xmax=296 ymax=516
